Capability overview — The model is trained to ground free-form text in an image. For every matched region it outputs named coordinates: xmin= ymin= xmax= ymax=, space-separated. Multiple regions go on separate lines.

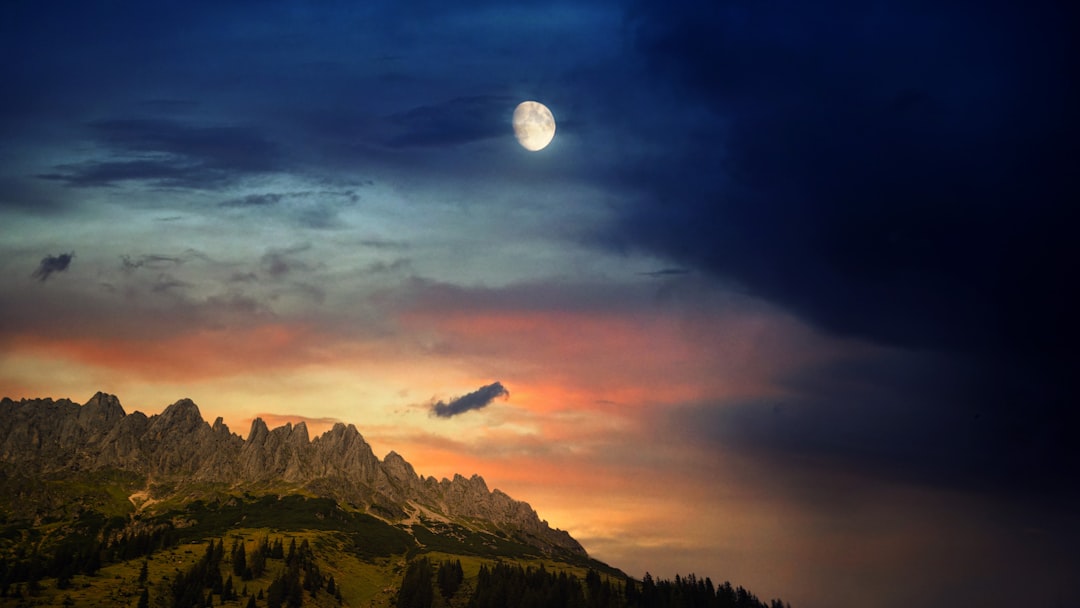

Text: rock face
xmin=0 ymin=392 xmax=585 ymax=556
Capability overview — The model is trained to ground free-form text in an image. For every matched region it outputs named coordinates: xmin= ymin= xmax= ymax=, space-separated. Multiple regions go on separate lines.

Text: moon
xmin=513 ymin=101 xmax=556 ymax=151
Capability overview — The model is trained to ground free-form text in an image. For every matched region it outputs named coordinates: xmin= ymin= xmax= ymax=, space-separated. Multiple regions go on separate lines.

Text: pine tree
xmin=233 ymin=541 xmax=247 ymax=577
xmin=250 ymin=547 xmax=266 ymax=579
xmin=396 ymin=557 xmax=434 ymax=608
xmin=437 ymin=559 xmax=463 ymax=599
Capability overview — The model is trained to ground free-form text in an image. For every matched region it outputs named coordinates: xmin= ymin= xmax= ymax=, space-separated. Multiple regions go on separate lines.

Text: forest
xmin=397 ymin=558 xmax=790 ymax=608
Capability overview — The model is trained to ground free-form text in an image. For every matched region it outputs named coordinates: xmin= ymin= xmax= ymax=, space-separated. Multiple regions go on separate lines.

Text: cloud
xmin=615 ymin=0 xmax=1079 ymax=358
xmin=120 ymin=254 xmax=184 ymax=272
xmin=664 ymin=348 xmax=1077 ymax=502
xmin=385 ymin=95 xmax=515 ymax=148
xmin=260 ymin=244 xmax=314 ymax=279
xmin=640 ymin=268 xmax=690 ymax=278
xmin=603 ymin=0 xmax=1080 ymax=494
xmin=431 ymin=381 xmax=510 ymax=418
xmin=219 ymin=193 xmax=285 ymax=208
xmin=31 ymin=252 xmax=74 ymax=282
xmin=38 ymin=119 xmax=279 ymax=189
xmin=217 ymin=191 xmax=357 ymax=230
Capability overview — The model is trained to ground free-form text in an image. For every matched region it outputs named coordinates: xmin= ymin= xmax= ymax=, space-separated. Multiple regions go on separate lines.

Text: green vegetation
xmin=0 ymin=468 xmax=142 ymax=523
xmin=0 ymin=487 xmax=788 ymax=608
xmin=397 ymin=560 xmax=790 ymax=608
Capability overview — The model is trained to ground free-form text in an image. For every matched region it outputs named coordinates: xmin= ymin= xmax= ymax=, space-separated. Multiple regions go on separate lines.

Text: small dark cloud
xmin=294 ymin=204 xmax=346 ymax=230
xmin=38 ymin=119 xmax=279 ymax=189
xmin=150 ymin=274 xmax=192 ymax=294
xmin=364 ymin=258 xmax=411 ymax=275
xmin=640 ymin=268 xmax=690 ymax=278
xmin=31 ymin=252 xmax=74 ymax=282
xmin=261 ymin=244 xmax=313 ymax=279
xmin=119 ymin=249 xmax=208 ymax=273
xmin=358 ymin=238 xmax=409 ymax=250
xmin=431 ymin=382 xmax=509 ymax=418
xmin=121 ymin=254 xmax=183 ymax=272
xmin=386 ymin=95 xmax=514 ymax=148
xmin=218 ymin=191 xmax=355 ymax=230
xmin=219 ymin=193 xmax=285 ymax=208
xmin=228 ymin=272 xmax=259 ymax=283
xmin=0 ymin=177 xmax=70 ymax=214
xmin=38 ymin=160 xmax=194 ymax=188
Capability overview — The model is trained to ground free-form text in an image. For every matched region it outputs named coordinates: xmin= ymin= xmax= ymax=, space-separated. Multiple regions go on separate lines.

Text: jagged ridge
xmin=0 ymin=391 xmax=584 ymax=557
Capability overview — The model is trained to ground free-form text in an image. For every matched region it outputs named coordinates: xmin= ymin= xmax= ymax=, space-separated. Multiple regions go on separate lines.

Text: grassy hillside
xmin=0 ymin=474 xmax=788 ymax=608
xmin=0 ymin=476 xmax=625 ymax=608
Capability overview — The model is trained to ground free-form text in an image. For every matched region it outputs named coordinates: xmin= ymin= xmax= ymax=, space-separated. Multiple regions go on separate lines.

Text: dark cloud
xmin=218 ymin=191 xmax=356 ymax=230
xmin=669 ymin=349 xmax=1077 ymax=505
xmin=260 ymin=245 xmax=313 ymax=279
xmin=616 ymin=0 xmax=1078 ymax=357
xmin=0 ymin=177 xmax=69 ymax=214
xmin=609 ymin=0 xmax=1079 ymax=496
xmin=150 ymin=274 xmax=193 ymax=294
xmin=38 ymin=119 xmax=279 ymax=189
xmin=31 ymin=252 xmax=74 ymax=282
xmin=640 ymin=268 xmax=690 ymax=278
xmin=220 ymin=193 xmax=286 ymax=208
xmin=431 ymin=382 xmax=509 ymax=418
xmin=386 ymin=95 xmax=515 ymax=148
xmin=121 ymin=254 xmax=184 ymax=272
xmin=363 ymin=258 xmax=411 ymax=275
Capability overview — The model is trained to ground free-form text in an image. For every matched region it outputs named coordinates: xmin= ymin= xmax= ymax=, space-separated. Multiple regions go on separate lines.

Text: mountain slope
xmin=0 ymin=391 xmax=582 ymax=558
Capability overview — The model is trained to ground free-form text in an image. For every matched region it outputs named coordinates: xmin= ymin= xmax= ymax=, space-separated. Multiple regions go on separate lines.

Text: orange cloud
xmin=397 ymin=307 xmax=820 ymax=413
xmin=6 ymin=323 xmax=332 ymax=382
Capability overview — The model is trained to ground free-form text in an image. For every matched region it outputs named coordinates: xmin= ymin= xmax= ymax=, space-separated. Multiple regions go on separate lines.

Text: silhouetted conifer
xmin=397 ymin=557 xmax=434 ymax=608
xmin=232 ymin=540 xmax=247 ymax=577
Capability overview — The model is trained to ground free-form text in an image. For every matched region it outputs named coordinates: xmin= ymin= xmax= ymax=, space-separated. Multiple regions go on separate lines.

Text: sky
xmin=1 ymin=1 xmax=1077 ymax=606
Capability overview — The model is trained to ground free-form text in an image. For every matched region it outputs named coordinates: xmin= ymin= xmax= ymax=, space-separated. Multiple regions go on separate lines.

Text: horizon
xmin=2 ymin=1 xmax=1077 ymax=607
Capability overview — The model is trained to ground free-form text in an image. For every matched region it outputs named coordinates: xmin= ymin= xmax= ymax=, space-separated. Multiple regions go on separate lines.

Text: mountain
xmin=0 ymin=391 xmax=583 ymax=558
xmin=0 ymin=392 xmax=793 ymax=608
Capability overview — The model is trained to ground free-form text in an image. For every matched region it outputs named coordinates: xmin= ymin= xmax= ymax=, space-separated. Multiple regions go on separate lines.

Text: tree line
xmin=396 ymin=558 xmax=790 ymax=608
xmin=164 ymin=535 xmax=343 ymax=608
xmin=0 ymin=512 xmax=178 ymax=598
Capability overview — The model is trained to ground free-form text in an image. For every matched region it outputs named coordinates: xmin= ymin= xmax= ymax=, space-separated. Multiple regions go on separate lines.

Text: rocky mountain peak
xmin=211 ymin=416 xmax=230 ymax=435
xmin=80 ymin=391 xmax=126 ymax=423
xmin=248 ymin=417 xmax=270 ymax=442
xmin=291 ymin=421 xmax=309 ymax=444
xmin=1 ymin=391 xmax=588 ymax=557
xmin=157 ymin=398 xmax=204 ymax=430
xmin=382 ymin=450 xmax=418 ymax=483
